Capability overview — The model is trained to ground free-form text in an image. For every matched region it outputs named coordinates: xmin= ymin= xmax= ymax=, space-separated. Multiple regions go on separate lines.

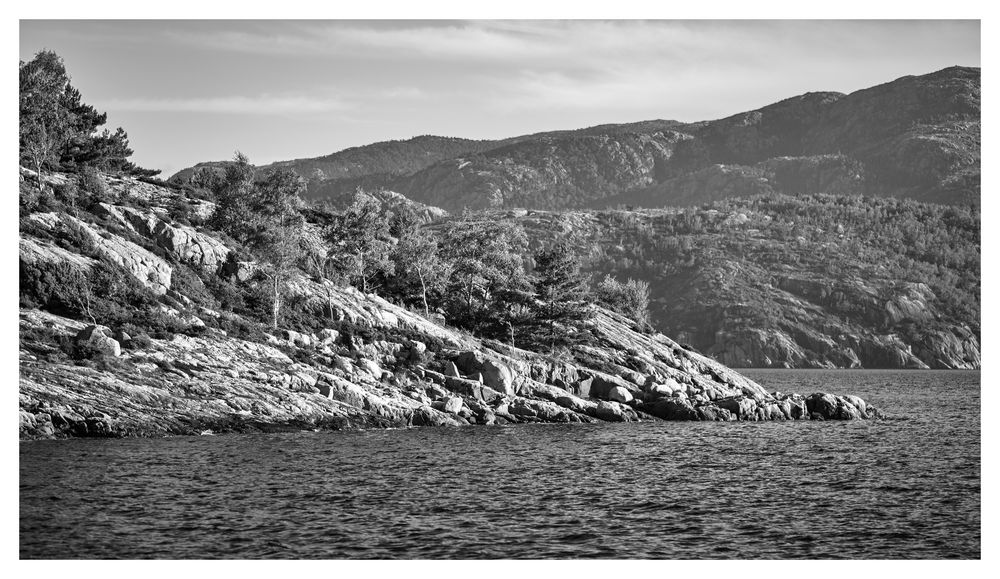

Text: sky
xmin=18 ymin=19 xmax=981 ymax=178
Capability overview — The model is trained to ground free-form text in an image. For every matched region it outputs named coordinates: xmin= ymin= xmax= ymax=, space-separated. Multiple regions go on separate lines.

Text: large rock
xmin=454 ymin=350 xmax=516 ymax=395
xmin=607 ymin=386 xmax=634 ymax=404
xmin=594 ymin=401 xmax=632 ymax=422
xmin=75 ymin=325 xmax=121 ymax=357
xmin=443 ymin=396 xmax=464 ymax=414
xmin=649 ymin=398 xmax=699 ymax=421
xmin=716 ymin=396 xmax=758 ymax=420
xmin=410 ymin=405 xmax=462 ymax=427
xmin=95 ymin=203 xmax=231 ymax=271
xmin=28 ymin=213 xmax=173 ymax=295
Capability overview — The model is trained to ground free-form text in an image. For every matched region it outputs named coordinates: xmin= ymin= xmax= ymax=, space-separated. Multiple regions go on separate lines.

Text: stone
xmin=357 ymin=358 xmax=383 ymax=378
xmin=281 ymin=330 xmax=312 ymax=348
xmin=75 ymin=325 xmax=121 ymax=357
xmin=805 ymin=393 xmax=840 ymax=419
xmin=454 ymin=350 xmax=516 ymax=395
xmin=444 ymin=362 xmax=460 ymax=378
xmin=443 ymin=397 xmax=464 ymax=414
xmin=649 ymin=398 xmax=699 ymax=421
xmin=408 ymin=340 xmax=427 ymax=361
xmin=607 ymin=386 xmax=634 ymax=404
xmin=573 ymin=376 xmax=594 ymax=398
xmin=595 ymin=401 xmax=628 ymax=422
xmin=842 ymin=394 xmax=868 ymax=417
xmin=716 ymin=396 xmax=757 ymax=420
xmin=318 ymin=328 xmax=339 ymax=345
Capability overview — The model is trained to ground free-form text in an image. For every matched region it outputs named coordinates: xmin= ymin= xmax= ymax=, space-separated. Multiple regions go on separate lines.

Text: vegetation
xmin=19 ymin=50 xmax=158 ymax=184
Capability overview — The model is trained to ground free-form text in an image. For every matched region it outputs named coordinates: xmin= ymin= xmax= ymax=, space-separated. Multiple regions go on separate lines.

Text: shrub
xmin=78 ymin=166 xmax=112 ymax=206
xmin=595 ymin=274 xmax=651 ymax=330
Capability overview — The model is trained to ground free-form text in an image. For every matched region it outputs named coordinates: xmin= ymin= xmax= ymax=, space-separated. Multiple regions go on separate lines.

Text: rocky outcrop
xmin=19 ymin=287 xmax=884 ymax=439
xmin=94 ymin=203 xmax=231 ymax=271
xmin=27 ymin=212 xmax=172 ymax=295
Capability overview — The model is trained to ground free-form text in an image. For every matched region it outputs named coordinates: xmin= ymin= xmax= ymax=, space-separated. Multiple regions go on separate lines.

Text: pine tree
xmin=440 ymin=216 xmax=533 ymax=340
xmin=531 ymin=241 xmax=592 ymax=349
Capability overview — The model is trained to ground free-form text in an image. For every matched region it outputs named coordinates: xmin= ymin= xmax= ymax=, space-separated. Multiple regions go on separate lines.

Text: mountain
xmin=19 ymin=169 xmax=882 ymax=438
xmin=171 ymin=66 xmax=980 ymax=210
xmin=501 ymin=194 xmax=980 ymax=369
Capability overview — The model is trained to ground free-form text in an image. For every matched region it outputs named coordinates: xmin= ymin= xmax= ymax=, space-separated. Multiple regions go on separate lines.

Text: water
xmin=20 ymin=370 xmax=980 ymax=559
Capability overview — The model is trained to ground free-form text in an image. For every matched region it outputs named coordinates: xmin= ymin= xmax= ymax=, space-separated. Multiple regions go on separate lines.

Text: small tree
xmin=531 ymin=241 xmax=593 ymax=349
xmin=19 ymin=51 xmax=72 ymax=193
xmin=389 ymin=208 xmax=450 ymax=316
xmin=209 ymin=153 xmax=305 ymax=328
xmin=596 ymin=274 xmax=651 ymax=329
xmin=326 ymin=194 xmax=394 ymax=294
xmin=253 ymin=168 xmax=306 ymax=329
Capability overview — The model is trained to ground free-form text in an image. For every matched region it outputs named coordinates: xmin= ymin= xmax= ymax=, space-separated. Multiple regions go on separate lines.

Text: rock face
xmin=27 ymin=212 xmax=172 ymax=295
xmin=95 ymin=203 xmax=231 ymax=271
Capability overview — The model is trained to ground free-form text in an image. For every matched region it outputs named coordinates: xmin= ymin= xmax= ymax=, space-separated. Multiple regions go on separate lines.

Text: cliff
xmin=19 ymin=170 xmax=882 ymax=439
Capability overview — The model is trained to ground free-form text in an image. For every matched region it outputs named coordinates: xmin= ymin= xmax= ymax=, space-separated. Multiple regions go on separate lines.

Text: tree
xmin=531 ymin=240 xmax=593 ymax=349
xmin=19 ymin=51 xmax=72 ymax=193
xmin=326 ymin=194 xmax=394 ymax=294
xmin=19 ymin=49 xmax=160 ymax=182
xmin=209 ymin=152 xmax=257 ymax=243
xmin=388 ymin=208 xmax=450 ymax=316
xmin=210 ymin=153 xmax=305 ymax=328
xmin=440 ymin=216 xmax=533 ymax=340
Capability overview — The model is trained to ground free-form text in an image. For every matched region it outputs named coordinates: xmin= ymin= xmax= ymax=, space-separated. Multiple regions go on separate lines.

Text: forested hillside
xmin=506 ymin=194 xmax=980 ymax=368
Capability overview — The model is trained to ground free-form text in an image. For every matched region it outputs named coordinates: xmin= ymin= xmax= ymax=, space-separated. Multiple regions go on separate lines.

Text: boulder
xmin=410 ymin=405 xmax=461 ymax=427
xmin=805 ymin=393 xmax=840 ymax=419
xmin=594 ymin=401 xmax=629 ymax=422
xmin=318 ymin=329 xmax=339 ymax=345
xmin=443 ymin=397 xmax=464 ymax=414
xmin=649 ymin=398 xmax=699 ymax=421
xmin=356 ymin=358 xmax=383 ymax=379
xmin=607 ymin=386 xmax=634 ymax=404
xmin=281 ymin=329 xmax=312 ymax=348
xmin=75 ymin=325 xmax=121 ymax=357
xmin=716 ymin=396 xmax=757 ymax=420
xmin=444 ymin=361 xmax=461 ymax=378
xmin=454 ymin=350 xmax=516 ymax=395
xmin=572 ymin=376 xmax=594 ymax=398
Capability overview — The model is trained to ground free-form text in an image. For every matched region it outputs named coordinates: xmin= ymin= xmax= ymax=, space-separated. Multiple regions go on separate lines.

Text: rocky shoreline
xmin=19 ymin=299 xmax=883 ymax=441
xmin=19 ymin=171 xmax=883 ymax=440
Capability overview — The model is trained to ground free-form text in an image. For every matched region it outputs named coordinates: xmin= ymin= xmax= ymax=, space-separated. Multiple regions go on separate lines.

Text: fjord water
xmin=20 ymin=370 xmax=979 ymax=559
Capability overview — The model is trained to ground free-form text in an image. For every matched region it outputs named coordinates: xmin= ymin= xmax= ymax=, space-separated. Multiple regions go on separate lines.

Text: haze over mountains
xmin=171 ymin=66 xmax=980 ymax=210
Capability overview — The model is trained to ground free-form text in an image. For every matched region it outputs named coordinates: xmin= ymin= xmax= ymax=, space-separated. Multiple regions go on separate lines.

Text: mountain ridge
xmin=170 ymin=66 xmax=980 ymax=209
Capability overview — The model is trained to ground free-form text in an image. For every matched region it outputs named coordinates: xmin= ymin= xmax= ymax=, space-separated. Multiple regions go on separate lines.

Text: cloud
xmin=103 ymin=94 xmax=351 ymax=115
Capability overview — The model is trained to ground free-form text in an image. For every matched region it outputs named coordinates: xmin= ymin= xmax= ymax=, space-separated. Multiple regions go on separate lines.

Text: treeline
xmin=203 ymin=154 xmax=652 ymax=351
xmin=19 ymin=50 xmax=158 ymax=189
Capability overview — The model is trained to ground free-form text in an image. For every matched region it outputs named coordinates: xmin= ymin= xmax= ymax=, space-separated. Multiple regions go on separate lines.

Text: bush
xmin=596 ymin=274 xmax=651 ymax=330
xmin=78 ymin=166 xmax=112 ymax=206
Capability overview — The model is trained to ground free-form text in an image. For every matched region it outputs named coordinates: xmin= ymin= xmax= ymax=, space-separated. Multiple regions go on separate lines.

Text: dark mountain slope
xmin=171 ymin=67 xmax=978 ymax=211
xmin=502 ymin=193 xmax=980 ymax=369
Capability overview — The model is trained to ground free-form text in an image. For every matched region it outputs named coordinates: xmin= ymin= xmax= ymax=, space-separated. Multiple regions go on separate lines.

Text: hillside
xmin=18 ymin=168 xmax=885 ymax=439
xmin=501 ymin=195 xmax=980 ymax=369
xmin=171 ymin=67 xmax=979 ymax=211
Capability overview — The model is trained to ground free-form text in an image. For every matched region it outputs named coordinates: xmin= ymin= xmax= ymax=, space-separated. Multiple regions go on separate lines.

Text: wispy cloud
xmin=103 ymin=94 xmax=352 ymax=115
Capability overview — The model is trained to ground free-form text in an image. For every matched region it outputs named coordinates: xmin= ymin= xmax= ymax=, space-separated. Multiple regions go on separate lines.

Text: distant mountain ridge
xmin=170 ymin=66 xmax=980 ymax=209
